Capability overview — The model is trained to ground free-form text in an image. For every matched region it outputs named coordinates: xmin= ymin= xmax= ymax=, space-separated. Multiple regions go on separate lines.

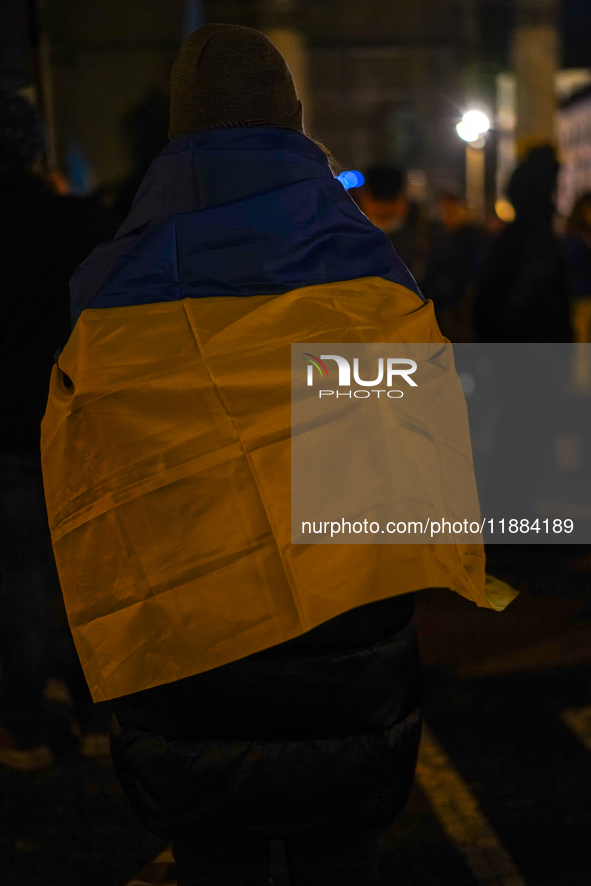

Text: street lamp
xmin=456 ymin=109 xmax=491 ymax=222
xmin=456 ymin=110 xmax=490 ymax=146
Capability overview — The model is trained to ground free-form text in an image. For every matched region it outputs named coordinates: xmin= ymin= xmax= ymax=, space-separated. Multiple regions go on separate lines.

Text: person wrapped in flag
xmin=41 ymin=23 xmax=509 ymax=885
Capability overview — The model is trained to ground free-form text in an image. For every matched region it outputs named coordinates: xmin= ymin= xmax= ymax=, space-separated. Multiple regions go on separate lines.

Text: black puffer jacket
xmin=110 ymin=594 xmax=421 ymax=840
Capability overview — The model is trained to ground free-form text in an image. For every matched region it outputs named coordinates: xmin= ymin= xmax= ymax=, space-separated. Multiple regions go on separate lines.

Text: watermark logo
xmin=302 ymin=353 xmax=329 ymax=381
xmin=302 ymin=353 xmax=418 ymax=398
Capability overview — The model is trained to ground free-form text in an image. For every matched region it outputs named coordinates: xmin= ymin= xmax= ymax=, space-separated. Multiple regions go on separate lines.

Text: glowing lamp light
xmin=337 ymin=170 xmax=365 ymax=190
xmin=456 ymin=120 xmax=480 ymax=143
xmin=463 ymin=110 xmax=490 ymax=134
xmin=456 ymin=110 xmax=490 ymax=144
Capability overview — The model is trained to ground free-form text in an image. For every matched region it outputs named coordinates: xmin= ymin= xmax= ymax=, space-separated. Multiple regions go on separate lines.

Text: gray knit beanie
xmin=169 ymin=23 xmax=303 ymax=138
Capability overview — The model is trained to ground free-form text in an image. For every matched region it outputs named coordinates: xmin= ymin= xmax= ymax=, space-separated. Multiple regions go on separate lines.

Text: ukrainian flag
xmin=42 ymin=128 xmax=490 ymax=702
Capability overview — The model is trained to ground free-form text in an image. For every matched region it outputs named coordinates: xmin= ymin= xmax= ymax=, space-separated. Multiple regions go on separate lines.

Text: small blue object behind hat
xmin=337 ymin=170 xmax=365 ymax=190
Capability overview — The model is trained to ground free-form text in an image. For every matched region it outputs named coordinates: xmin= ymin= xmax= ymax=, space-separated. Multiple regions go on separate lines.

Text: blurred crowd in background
xmin=353 ymin=153 xmax=590 ymax=345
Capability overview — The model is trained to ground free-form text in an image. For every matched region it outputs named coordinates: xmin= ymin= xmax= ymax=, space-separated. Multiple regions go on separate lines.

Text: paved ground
xmin=1 ymin=547 xmax=590 ymax=885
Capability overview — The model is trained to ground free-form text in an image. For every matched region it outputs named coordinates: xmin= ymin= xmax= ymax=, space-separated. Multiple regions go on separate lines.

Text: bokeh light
xmin=495 ymin=197 xmax=516 ymax=222
xmin=337 ymin=170 xmax=365 ymax=190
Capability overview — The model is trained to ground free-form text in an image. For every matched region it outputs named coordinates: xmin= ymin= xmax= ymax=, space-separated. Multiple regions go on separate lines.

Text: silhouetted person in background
xmin=0 ymin=92 xmax=115 ymax=769
xmin=471 ymin=148 xmax=572 ymax=566
xmin=422 ymin=192 xmax=488 ymax=342
xmin=563 ymin=191 xmax=591 ymax=344
xmin=473 ymin=145 xmax=571 ymax=343
xmin=355 ymin=164 xmax=427 ymax=281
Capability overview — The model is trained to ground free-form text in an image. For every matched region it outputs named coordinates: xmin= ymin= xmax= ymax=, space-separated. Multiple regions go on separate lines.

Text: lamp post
xmin=456 ymin=110 xmax=490 ymax=223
